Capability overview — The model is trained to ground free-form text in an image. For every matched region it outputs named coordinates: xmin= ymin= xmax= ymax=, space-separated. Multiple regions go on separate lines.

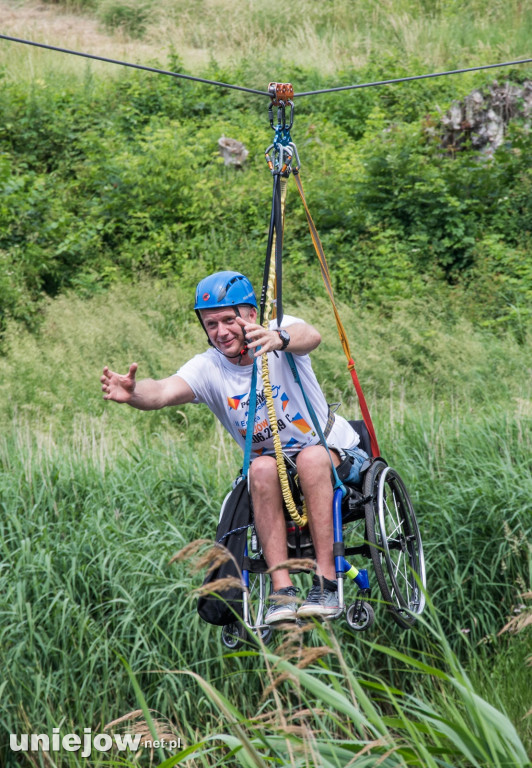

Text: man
xmin=101 ymin=271 xmax=367 ymax=624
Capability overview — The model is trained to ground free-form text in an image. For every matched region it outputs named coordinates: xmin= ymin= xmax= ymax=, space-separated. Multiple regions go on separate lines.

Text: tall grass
xmin=0 ymin=0 xmax=161 ymax=82
xmin=0 ymin=432 xmax=233 ymax=765
xmin=1 ymin=0 xmax=531 ymax=80
xmin=0 ymin=283 xmax=530 ymax=765
xmin=147 ymin=611 xmax=531 ymax=767
xmin=0 ymin=425 xmax=529 ymax=766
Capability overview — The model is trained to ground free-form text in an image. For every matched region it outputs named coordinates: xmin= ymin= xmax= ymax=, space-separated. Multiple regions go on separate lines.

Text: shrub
xmin=98 ymin=0 xmax=154 ymax=37
xmin=0 ymin=64 xmax=531 ymax=341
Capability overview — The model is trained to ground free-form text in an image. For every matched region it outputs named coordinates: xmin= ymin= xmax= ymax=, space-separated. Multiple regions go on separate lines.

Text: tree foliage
xmin=0 ymin=62 xmax=531 ymax=342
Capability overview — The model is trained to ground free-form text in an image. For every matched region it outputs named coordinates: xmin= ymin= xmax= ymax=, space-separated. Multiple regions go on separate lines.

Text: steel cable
xmin=294 ymin=58 xmax=532 ymax=97
xmin=0 ymin=34 xmax=530 ymax=99
xmin=0 ymin=33 xmax=270 ymax=96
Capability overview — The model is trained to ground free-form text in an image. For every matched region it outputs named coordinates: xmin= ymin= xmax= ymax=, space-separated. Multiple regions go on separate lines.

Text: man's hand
xmin=101 ymin=364 xmax=195 ymax=410
xmin=236 ymin=317 xmax=282 ymax=357
xmin=236 ymin=316 xmax=321 ymax=357
xmin=101 ymin=363 xmax=138 ymax=403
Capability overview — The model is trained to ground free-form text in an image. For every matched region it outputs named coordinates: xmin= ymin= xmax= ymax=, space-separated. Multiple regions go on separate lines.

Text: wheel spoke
xmin=393 ymin=550 xmax=412 ymax=607
xmin=383 ymin=498 xmax=401 ymax=537
xmin=365 ymin=463 xmax=426 ymax=626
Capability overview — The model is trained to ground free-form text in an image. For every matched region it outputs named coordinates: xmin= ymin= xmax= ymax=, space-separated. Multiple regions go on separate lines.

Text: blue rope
xmin=242 ymin=359 xmax=258 ymax=479
xmin=285 ymin=352 xmax=346 ymax=494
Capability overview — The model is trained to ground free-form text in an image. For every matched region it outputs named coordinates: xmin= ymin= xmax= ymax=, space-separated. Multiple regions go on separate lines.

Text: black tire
xmin=221 ymin=620 xmax=273 ymax=650
xmin=345 ymin=601 xmax=375 ymax=632
xmin=221 ymin=622 xmax=247 ymax=650
xmin=364 ymin=460 xmax=426 ymax=628
xmin=257 ymin=625 xmax=273 ymax=645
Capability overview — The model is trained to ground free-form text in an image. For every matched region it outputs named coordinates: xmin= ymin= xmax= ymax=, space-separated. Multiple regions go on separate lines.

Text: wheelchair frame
xmin=220 ymin=422 xmax=427 ymax=649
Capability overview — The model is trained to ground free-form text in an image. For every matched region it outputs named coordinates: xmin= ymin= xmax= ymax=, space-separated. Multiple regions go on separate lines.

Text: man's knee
xmin=296 ymin=445 xmax=331 ymax=476
xmin=249 ymin=455 xmax=279 ymax=489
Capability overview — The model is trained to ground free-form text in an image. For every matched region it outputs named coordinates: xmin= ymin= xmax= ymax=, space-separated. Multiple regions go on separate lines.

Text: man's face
xmin=200 ymin=305 xmax=257 ymax=358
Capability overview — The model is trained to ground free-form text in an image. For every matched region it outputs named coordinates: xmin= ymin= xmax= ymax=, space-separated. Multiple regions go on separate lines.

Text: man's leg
xmin=249 ymin=455 xmax=292 ymax=591
xmin=296 ymin=445 xmax=338 ymax=582
xmin=296 ymin=445 xmax=342 ymax=618
xmin=250 ymin=455 xmax=299 ymax=624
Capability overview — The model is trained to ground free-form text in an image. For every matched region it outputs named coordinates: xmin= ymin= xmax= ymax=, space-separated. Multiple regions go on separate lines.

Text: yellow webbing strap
xmin=261 ymin=176 xmax=308 ymax=527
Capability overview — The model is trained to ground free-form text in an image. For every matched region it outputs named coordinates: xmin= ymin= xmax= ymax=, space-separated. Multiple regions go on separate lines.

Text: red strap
xmin=348 ymin=359 xmax=380 ymax=458
xmin=293 ymin=171 xmax=381 ymax=457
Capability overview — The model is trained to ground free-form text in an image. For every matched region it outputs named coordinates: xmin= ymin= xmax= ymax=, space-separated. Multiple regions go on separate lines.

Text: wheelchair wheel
xmin=221 ymin=622 xmax=247 ymax=650
xmin=364 ymin=460 xmax=426 ymax=628
xmin=345 ymin=601 xmax=375 ymax=632
xmin=221 ymin=620 xmax=273 ymax=650
xmin=256 ymin=624 xmax=274 ymax=645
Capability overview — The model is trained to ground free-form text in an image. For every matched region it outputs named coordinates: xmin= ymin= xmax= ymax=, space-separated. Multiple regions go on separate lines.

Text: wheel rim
xmin=221 ymin=623 xmax=244 ymax=649
xmin=377 ymin=466 xmax=426 ymax=618
xmin=346 ymin=601 xmax=374 ymax=631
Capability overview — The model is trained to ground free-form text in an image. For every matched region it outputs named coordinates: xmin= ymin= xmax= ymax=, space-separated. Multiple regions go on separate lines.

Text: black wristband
xmin=276 ymin=329 xmax=290 ymax=351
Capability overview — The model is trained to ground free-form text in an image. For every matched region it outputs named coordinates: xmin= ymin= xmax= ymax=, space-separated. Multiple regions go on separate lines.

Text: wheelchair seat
xmin=348 ymin=419 xmax=373 ymax=458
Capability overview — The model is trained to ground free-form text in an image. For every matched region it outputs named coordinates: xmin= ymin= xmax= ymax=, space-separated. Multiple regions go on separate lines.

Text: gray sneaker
xmin=297 ymin=576 xmax=339 ymax=619
xmin=265 ymin=586 xmax=299 ymax=624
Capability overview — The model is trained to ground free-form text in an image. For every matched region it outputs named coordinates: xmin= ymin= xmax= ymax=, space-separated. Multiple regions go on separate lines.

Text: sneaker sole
xmin=297 ymin=606 xmax=340 ymax=619
xmin=265 ymin=609 xmax=298 ymax=625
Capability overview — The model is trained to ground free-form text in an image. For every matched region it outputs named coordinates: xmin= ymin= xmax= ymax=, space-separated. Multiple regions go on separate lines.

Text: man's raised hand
xmin=101 ymin=363 xmax=138 ymax=403
xmin=235 ymin=316 xmax=282 ymax=357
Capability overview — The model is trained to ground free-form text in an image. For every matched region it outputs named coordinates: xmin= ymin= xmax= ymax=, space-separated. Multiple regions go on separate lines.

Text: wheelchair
xmin=220 ymin=420 xmax=427 ymax=650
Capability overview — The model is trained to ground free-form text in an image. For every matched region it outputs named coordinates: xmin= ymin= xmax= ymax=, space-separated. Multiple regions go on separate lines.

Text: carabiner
xmin=285 ymin=100 xmax=294 ymax=131
xmin=287 ymin=141 xmax=300 ymax=172
xmin=264 ymin=144 xmax=275 ymax=172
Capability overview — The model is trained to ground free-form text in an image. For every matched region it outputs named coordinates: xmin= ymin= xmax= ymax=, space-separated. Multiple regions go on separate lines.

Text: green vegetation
xmin=0 ymin=406 xmax=530 ymax=766
xmin=0 ymin=283 xmax=530 ymax=766
xmin=0 ymin=1 xmax=531 ymax=765
xmin=1 ymin=58 xmax=530 ymax=342
xmin=30 ymin=0 xmax=532 ymax=73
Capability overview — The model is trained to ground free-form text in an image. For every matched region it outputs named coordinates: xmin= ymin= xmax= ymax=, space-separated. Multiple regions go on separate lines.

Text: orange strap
xmin=292 ymin=171 xmax=380 ymax=458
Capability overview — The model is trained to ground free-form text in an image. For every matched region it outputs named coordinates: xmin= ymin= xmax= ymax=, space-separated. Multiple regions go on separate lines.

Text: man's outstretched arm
xmin=101 ymin=363 xmax=195 ymax=410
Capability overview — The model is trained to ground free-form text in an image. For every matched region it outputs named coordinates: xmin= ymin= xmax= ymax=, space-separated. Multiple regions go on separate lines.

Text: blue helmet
xmin=194 ymin=271 xmax=257 ymax=311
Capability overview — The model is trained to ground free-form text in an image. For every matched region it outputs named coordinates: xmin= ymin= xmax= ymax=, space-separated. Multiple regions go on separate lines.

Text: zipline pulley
xmin=268 ymin=82 xmax=294 ymax=105
xmin=266 ymin=82 xmax=299 ymax=176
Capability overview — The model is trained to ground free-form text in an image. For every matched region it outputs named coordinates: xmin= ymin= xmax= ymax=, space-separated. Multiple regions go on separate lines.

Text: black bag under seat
xmin=197 ymin=477 xmax=251 ymax=626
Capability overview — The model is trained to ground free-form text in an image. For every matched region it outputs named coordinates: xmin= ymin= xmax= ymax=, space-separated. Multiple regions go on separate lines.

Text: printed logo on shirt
xmin=284 ymin=437 xmax=303 ymax=451
xmin=288 ymin=412 xmax=313 ymax=434
xmin=238 ymin=416 xmax=287 ymax=443
xmin=281 ymin=392 xmax=289 ymax=411
xmin=227 ymin=393 xmax=247 ymax=410
xmin=253 ymin=417 xmax=269 ymax=434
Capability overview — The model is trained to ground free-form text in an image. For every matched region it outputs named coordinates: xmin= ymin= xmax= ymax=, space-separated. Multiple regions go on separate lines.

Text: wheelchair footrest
xmin=242 ymin=556 xmax=269 ymax=574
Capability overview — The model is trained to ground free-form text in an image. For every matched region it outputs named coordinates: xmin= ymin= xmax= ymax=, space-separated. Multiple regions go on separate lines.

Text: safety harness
xmin=242 ymin=83 xmax=380 ymax=527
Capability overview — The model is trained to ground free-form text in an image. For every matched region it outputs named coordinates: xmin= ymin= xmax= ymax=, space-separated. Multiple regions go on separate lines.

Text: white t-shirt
xmin=175 ymin=315 xmax=359 ymax=460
